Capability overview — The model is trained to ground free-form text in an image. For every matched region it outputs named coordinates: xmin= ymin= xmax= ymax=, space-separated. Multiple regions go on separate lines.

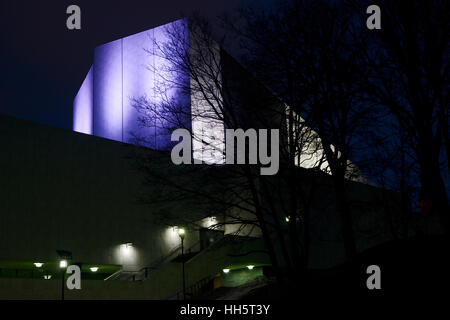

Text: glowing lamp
xmin=177 ymin=228 xmax=186 ymax=239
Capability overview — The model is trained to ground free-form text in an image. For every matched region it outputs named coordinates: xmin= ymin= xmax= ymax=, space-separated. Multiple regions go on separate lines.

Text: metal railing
xmin=165 ymin=275 xmax=214 ymax=300
xmin=104 ymin=234 xmax=229 ymax=283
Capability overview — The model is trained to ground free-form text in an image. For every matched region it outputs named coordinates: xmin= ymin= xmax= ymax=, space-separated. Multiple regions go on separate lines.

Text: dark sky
xmin=0 ymin=0 xmax=272 ymax=130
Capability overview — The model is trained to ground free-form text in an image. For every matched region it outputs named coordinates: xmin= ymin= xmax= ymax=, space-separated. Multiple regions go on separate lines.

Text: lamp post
xmin=56 ymin=250 xmax=71 ymax=301
xmin=178 ymin=227 xmax=186 ymax=300
xmin=59 ymin=259 xmax=67 ymax=300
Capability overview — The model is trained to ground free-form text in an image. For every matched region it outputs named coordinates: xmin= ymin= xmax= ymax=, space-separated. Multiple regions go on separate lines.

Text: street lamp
xmin=59 ymin=260 xmax=68 ymax=300
xmin=177 ymin=227 xmax=186 ymax=300
xmin=56 ymin=250 xmax=72 ymax=301
xmin=59 ymin=260 xmax=68 ymax=268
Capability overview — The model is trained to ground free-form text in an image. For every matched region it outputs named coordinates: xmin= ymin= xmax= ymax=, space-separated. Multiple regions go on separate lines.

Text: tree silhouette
xmin=130 ymin=16 xmax=330 ymax=293
xmin=362 ymin=0 xmax=449 ymax=231
xmin=227 ymin=0 xmax=386 ymax=260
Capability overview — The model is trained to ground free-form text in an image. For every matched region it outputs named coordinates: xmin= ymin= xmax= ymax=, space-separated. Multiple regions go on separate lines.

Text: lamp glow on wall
xmin=121 ymin=242 xmax=134 ymax=256
xmin=113 ymin=242 xmax=138 ymax=269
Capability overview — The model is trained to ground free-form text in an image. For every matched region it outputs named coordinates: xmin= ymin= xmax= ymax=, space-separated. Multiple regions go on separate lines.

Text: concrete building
xmin=0 ymin=19 xmax=400 ymax=299
xmin=0 ymin=114 xmax=270 ymax=299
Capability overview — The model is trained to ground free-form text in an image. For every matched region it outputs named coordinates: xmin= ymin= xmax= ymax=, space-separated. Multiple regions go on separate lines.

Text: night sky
xmin=0 ymin=0 xmax=269 ymax=130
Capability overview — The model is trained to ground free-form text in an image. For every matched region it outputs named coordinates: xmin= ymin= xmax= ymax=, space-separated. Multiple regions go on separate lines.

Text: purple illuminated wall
xmin=73 ymin=19 xmax=190 ymax=150
xmin=94 ymin=39 xmax=123 ymax=142
xmin=122 ymin=28 xmax=155 ymax=145
xmin=73 ymin=66 xmax=93 ymax=134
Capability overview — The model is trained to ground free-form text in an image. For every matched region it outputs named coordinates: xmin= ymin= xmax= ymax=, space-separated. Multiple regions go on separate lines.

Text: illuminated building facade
xmin=0 ymin=19 xmax=398 ymax=299
xmin=73 ymin=18 xmax=225 ymax=164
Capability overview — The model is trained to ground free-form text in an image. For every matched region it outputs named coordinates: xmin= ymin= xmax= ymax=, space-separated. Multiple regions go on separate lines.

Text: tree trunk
xmin=419 ymin=150 xmax=449 ymax=233
xmin=243 ymin=167 xmax=288 ymax=294
xmin=260 ymin=176 xmax=294 ymax=276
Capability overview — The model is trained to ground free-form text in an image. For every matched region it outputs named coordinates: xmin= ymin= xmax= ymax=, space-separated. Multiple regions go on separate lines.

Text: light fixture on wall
xmin=90 ymin=267 xmax=99 ymax=272
xmin=223 ymin=268 xmax=230 ymax=273
xmin=247 ymin=265 xmax=255 ymax=270
xmin=34 ymin=262 xmax=43 ymax=268
xmin=43 ymin=275 xmax=52 ymax=280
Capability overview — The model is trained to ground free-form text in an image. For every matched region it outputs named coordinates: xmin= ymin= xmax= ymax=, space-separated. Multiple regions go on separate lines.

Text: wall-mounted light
xmin=43 ymin=275 xmax=52 ymax=280
xmin=116 ymin=242 xmax=138 ymax=266
xmin=59 ymin=260 xmax=68 ymax=268
xmin=34 ymin=262 xmax=43 ymax=268
xmin=223 ymin=268 xmax=230 ymax=273
xmin=247 ymin=265 xmax=255 ymax=270
xmin=90 ymin=267 xmax=99 ymax=272
xmin=285 ymin=216 xmax=290 ymax=223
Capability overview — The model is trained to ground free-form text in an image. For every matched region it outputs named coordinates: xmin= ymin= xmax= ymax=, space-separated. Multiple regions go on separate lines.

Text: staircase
xmin=104 ymin=235 xmax=268 ymax=300
xmin=104 ymin=239 xmax=203 ymax=282
xmin=165 ymin=276 xmax=214 ymax=300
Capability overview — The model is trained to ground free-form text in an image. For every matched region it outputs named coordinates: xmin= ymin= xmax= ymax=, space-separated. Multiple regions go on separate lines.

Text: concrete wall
xmin=0 ymin=236 xmax=269 ymax=299
xmin=0 ymin=115 xmax=204 ymax=271
xmin=0 ymin=113 xmax=399 ymax=274
xmin=220 ymin=267 xmax=264 ymax=288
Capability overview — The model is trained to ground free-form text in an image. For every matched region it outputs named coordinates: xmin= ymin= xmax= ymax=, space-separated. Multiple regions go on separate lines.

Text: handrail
xmin=165 ymin=275 xmax=214 ymax=300
xmin=133 ymin=239 xmax=203 ymax=281
xmin=103 ymin=269 xmax=123 ymax=281
xmin=104 ymin=235 xmax=230 ymax=282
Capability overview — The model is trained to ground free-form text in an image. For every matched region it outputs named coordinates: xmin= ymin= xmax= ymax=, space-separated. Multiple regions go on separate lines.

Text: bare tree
xmin=130 ymin=16 xmax=328 ymax=293
xmin=358 ymin=0 xmax=449 ymax=231
xmin=226 ymin=0 xmax=384 ymax=260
